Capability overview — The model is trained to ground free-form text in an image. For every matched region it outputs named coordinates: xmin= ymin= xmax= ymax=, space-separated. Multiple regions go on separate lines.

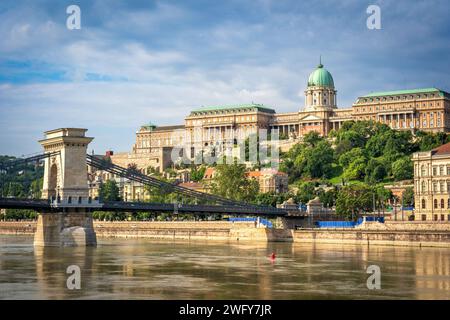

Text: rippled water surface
xmin=0 ymin=235 xmax=449 ymax=299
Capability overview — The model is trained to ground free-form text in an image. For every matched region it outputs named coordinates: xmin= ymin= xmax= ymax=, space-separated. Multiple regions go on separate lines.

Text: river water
xmin=0 ymin=235 xmax=449 ymax=299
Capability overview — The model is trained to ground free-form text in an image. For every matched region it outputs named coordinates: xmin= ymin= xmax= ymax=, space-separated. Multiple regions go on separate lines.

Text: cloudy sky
xmin=1 ymin=0 xmax=449 ymax=156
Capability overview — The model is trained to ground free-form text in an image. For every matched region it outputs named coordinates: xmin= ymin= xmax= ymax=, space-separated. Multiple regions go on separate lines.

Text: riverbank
xmin=0 ymin=220 xmax=450 ymax=247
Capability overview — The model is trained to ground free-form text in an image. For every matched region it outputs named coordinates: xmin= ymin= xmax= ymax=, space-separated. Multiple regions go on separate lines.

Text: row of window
xmin=356 ymin=101 xmax=441 ymax=112
xmin=420 ymin=214 xmax=449 ymax=221
xmin=421 ymin=198 xmax=450 ymax=210
xmin=420 ymin=180 xmax=450 ymax=192
xmin=419 ymin=165 xmax=450 ymax=177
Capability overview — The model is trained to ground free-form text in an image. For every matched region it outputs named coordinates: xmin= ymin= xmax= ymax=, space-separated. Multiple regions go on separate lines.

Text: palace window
xmin=440 ymin=166 xmax=444 ymax=175
xmin=422 ymin=199 xmax=426 ymax=209
xmin=433 ymin=182 xmax=438 ymax=192
xmin=434 ymin=199 xmax=438 ymax=209
xmin=441 ymin=181 xmax=445 ymax=192
xmin=433 ymin=167 xmax=437 ymax=176
xmin=421 ymin=181 xmax=426 ymax=192
xmin=448 ymin=199 xmax=450 ymax=209
xmin=441 ymin=199 xmax=445 ymax=208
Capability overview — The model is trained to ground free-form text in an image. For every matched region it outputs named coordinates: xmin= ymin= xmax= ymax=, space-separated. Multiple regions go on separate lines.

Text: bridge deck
xmin=0 ymin=198 xmax=287 ymax=216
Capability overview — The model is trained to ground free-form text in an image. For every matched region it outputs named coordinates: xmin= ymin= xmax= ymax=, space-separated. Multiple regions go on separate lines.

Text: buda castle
xmin=109 ymin=62 xmax=450 ymax=172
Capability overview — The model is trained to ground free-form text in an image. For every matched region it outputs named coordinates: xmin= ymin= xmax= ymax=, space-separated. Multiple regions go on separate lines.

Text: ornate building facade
xmin=413 ymin=142 xmax=450 ymax=221
xmin=110 ymin=62 xmax=450 ymax=172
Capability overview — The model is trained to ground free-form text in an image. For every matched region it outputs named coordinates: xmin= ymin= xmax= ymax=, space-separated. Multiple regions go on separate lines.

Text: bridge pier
xmin=35 ymin=128 xmax=97 ymax=247
xmin=34 ymin=211 xmax=96 ymax=247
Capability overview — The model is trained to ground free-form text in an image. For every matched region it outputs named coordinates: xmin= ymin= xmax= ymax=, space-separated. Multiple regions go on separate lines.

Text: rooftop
xmin=190 ymin=103 xmax=275 ymax=114
xmin=432 ymin=142 xmax=450 ymax=156
xmin=360 ymin=87 xmax=448 ymax=98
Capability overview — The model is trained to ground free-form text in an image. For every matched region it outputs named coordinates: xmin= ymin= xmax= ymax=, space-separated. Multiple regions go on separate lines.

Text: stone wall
xmin=292 ymin=229 xmax=450 ymax=248
xmin=0 ymin=221 xmax=36 ymax=235
xmin=93 ymin=221 xmax=259 ymax=241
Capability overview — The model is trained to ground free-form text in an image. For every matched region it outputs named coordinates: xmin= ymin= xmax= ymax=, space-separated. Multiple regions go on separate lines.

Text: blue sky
xmin=1 ymin=0 xmax=449 ymax=156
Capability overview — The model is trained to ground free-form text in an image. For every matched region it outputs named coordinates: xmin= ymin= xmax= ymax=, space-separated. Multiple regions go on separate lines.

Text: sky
xmin=1 ymin=0 xmax=449 ymax=156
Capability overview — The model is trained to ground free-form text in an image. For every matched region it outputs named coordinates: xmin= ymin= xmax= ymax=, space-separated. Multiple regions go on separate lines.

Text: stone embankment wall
xmin=1 ymin=220 xmax=450 ymax=247
xmin=93 ymin=221 xmax=259 ymax=241
xmin=0 ymin=221 xmax=36 ymax=235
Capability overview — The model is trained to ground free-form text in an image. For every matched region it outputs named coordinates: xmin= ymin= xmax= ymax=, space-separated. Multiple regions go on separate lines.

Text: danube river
xmin=0 ymin=235 xmax=449 ymax=299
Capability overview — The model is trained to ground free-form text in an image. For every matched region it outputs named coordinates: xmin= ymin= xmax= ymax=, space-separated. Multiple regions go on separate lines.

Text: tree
xmin=343 ymin=156 xmax=367 ymax=181
xmin=30 ymin=178 xmax=43 ymax=199
xmin=338 ymin=147 xmax=365 ymax=168
xmin=335 ymin=184 xmax=373 ymax=219
xmin=402 ymin=187 xmax=414 ymax=207
xmin=99 ymin=180 xmax=120 ymax=201
xmin=296 ymin=181 xmax=316 ymax=204
xmin=365 ymin=158 xmax=387 ymax=184
xmin=317 ymin=187 xmax=337 ymax=208
xmin=392 ymin=157 xmax=413 ymax=181
xmin=303 ymin=131 xmax=322 ymax=147
xmin=210 ymin=160 xmax=259 ymax=202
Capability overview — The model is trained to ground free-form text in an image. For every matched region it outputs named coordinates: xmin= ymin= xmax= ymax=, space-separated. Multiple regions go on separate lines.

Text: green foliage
xmin=3 ymin=209 xmax=38 ymax=220
xmin=391 ymin=157 xmax=413 ymax=181
xmin=254 ymin=192 xmax=292 ymax=207
xmin=281 ymin=135 xmax=334 ymax=180
xmin=402 ymin=187 xmax=414 ymax=207
xmin=335 ymin=184 xmax=374 ymax=219
xmin=211 ymin=159 xmax=259 ymax=202
xmin=364 ymin=158 xmax=387 ymax=184
xmin=415 ymin=131 xmax=450 ymax=151
xmin=99 ymin=180 xmax=121 ymax=201
xmin=343 ymin=156 xmax=367 ymax=181
xmin=190 ymin=166 xmax=206 ymax=182
xmin=296 ymin=181 xmax=316 ymax=204
xmin=0 ymin=155 xmax=44 ymax=199
xmin=317 ymin=187 xmax=337 ymax=208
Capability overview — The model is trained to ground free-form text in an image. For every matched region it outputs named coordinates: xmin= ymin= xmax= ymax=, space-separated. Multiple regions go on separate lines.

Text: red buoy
xmin=270 ymin=252 xmax=276 ymax=260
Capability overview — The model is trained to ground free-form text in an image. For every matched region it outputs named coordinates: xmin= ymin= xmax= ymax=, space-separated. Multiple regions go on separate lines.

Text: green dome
xmin=307 ymin=63 xmax=334 ymax=88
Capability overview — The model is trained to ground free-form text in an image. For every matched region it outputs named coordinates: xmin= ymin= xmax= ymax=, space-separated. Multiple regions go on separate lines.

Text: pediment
xmin=300 ymin=114 xmax=322 ymax=121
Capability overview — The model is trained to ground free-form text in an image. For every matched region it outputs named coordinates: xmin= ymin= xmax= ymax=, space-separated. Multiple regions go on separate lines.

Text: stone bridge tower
xmin=34 ymin=128 xmax=97 ymax=247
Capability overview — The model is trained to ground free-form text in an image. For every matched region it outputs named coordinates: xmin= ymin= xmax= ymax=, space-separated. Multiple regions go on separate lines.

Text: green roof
xmin=190 ymin=103 xmax=275 ymax=114
xmin=307 ymin=63 xmax=334 ymax=88
xmin=361 ymin=88 xmax=444 ymax=98
xmin=141 ymin=122 xmax=157 ymax=131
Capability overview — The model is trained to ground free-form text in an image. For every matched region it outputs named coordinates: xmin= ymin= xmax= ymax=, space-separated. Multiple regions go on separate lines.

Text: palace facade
xmin=110 ymin=62 xmax=450 ymax=172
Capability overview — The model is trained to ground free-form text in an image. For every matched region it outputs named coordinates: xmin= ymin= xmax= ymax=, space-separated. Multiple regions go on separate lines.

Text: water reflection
xmin=0 ymin=236 xmax=449 ymax=299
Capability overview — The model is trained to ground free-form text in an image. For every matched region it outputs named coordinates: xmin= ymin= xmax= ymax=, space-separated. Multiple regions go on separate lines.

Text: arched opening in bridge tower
xmin=48 ymin=164 xmax=58 ymax=200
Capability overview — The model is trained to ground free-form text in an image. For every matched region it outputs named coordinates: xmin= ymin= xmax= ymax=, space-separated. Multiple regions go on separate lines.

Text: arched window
xmin=448 ymin=198 xmax=450 ymax=209
xmin=434 ymin=199 xmax=438 ymax=209
xmin=441 ymin=199 xmax=445 ymax=209
xmin=422 ymin=199 xmax=426 ymax=209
